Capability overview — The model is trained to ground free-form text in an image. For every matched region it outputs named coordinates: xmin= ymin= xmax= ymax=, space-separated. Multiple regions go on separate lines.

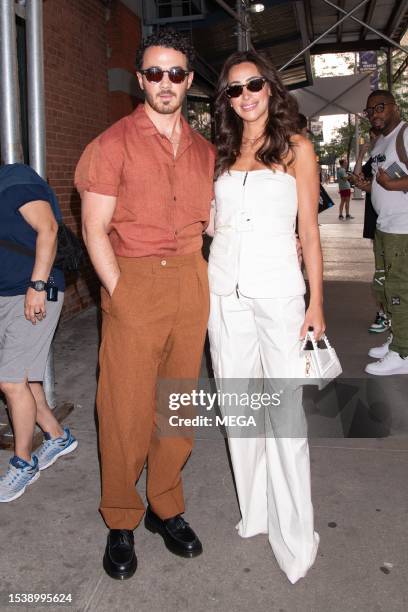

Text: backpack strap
xmin=0 ymin=239 xmax=35 ymax=257
xmin=396 ymin=123 xmax=408 ymax=168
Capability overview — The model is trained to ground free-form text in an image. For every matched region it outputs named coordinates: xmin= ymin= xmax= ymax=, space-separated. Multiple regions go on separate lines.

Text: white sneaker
xmin=365 ymin=350 xmax=408 ymax=376
xmin=368 ymin=334 xmax=393 ymax=358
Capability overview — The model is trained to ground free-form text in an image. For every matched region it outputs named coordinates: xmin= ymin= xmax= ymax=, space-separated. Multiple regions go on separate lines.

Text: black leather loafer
xmin=103 ymin=529 xmax=137 ymax=580
xmin=144 ymin=506 xmax=203 ymax=558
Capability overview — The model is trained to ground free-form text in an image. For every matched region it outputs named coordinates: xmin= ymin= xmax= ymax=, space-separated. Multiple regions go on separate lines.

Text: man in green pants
xmin=357 ymin=90 xmax=408 ymax=375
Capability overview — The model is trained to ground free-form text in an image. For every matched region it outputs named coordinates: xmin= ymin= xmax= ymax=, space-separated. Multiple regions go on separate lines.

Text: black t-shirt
xmin=0 ymin=164 xmax=65 ymax=296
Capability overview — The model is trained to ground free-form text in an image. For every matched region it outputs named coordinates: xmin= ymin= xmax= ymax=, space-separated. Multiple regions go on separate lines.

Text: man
xmin=355 ymin=90 xmax=408 ymax=375
xmin=0 ymin=163 xmax=77 ymax=503
xmin=75 ymin=30 xmax=215 ymax=579
xmin=351 ymin=128 xmax=391 ymax=335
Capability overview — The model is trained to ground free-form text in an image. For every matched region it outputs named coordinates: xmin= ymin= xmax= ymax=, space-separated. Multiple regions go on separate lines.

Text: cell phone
xmin=385 ymin=162 xmax=407 ymax=180
xmin=46 ymin=285 xmax=58 ymax=302
xmin=46 ymin=276 xmax=58 ymax=302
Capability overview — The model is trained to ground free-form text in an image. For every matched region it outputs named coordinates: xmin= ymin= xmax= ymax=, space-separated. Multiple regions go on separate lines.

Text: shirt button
xmin=161 ymin=259 xmax=167 ymax=266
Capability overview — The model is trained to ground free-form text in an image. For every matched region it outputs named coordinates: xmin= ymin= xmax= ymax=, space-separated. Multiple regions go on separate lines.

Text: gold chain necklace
xmin=161 ymin=122 xmax=181 ymax=145
xmin=241 ymin=134 xmax=263 ymax=146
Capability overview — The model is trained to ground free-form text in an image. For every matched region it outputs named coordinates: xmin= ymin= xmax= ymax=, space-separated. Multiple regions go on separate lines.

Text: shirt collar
xmin=131 ymin=104 xmax=193 ymax=153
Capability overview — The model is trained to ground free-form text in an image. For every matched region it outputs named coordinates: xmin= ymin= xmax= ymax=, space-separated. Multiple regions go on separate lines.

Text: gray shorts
xmin=0 ymin=293 xmax=64 ymax=382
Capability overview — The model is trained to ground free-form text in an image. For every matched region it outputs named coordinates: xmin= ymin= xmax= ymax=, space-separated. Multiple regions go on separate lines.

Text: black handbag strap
xmin=0 ymin=239 xmax=35 ymax=258
xmin=396 ymin=123 xmax=408 ymax=168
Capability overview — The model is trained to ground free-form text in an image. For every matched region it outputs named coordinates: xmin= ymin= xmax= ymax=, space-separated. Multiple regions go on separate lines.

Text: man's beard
xmin=145 ymin=89 xmax=183 ymax=115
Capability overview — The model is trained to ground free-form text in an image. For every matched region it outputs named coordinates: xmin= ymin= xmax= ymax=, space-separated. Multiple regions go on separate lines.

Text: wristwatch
xmin=29 ymin=280 xmax=47 ymax=291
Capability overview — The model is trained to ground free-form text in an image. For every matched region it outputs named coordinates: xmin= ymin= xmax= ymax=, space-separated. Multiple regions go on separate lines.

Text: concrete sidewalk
xmin=0 ymin=190 xmax=407 ymax=612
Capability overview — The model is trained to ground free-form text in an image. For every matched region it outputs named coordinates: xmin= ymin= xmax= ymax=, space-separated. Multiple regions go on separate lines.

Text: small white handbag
xmin=300 ymin=330 xmax=342 ymax=388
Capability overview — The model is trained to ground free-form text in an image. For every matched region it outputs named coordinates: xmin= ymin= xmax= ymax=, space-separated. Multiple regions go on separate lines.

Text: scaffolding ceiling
xmin=166 ymin=0 xmax=408 ymax=94
xmin=191 ymin=0 xmax=314 ymax=90
xmin=307 ymin=0 xmax=408 ymax=54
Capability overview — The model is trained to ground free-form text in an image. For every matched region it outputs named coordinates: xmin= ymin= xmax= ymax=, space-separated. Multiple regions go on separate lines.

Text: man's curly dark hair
xmin=136 ymin=28 xmax=195 ymax=70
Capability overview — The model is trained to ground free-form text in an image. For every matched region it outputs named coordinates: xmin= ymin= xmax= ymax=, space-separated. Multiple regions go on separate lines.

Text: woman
xmin=336 ymin=159 xmax=353 ymax=220
xmin=207 ymin=51 xmax=325 ymax=583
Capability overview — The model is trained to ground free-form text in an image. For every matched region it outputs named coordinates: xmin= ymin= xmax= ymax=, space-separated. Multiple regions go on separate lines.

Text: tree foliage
xmin=319 ymin=118 xmax=370 ymax=167
xmin=377 ymin=49 xmax=408 ymax=118
xmin=188 ymin=100 xmax=212 ymax=141
xmin=317 ymin=47 xmax=408 ymax=168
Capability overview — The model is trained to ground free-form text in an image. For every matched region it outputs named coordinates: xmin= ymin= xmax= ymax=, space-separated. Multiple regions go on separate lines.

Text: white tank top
xmin=208 ymin=169 xmax=306 ymax=298
xmin=371 ymin=121 xmax=408 ymax=234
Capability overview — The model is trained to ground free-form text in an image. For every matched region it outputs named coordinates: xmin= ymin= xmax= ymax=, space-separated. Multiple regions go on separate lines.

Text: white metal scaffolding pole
xmin=279 ymin=0 xmax=371 ymax=71
xmin=353 ymin=52 xmax=362 ymax=200
xmin=26 ymin=0 xmax=56 ymax=408
xmin=280 ymin=0 xmax=407 ymax=75
xmin=26 ymin=0 xmax=46 ymax=177
xmin=323 ymin=0 xmax=408 ymax=56
xmin=0 ymin=0 xmax=23 ymax=164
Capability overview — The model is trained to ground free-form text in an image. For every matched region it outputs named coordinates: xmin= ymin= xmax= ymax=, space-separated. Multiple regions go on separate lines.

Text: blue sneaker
xmin=0 ymin=455 xmax=40 ymax=502
xmin=36 ymin=428 xmax=78 ymax=471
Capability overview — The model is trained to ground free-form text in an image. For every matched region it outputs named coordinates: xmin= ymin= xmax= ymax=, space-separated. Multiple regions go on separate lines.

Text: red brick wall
xmin=43 ymin=0 xmax=110 ymax=319
xmin=41 ymin=0 xmax=143 ymax=319
xmin=107 ymin=1 xmax=142 ymax=74
xmin=106 ymin=1 xmax=143 ymax=124
xmin=109 ymin=90 xmax=141 ymax=125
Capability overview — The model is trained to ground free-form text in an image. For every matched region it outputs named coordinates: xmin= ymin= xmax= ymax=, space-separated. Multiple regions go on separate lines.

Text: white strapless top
xmin=208 ymin=169 xmax=306 ymax=298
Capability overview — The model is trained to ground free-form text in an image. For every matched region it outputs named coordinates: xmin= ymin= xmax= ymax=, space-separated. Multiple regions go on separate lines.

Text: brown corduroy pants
xmin=97 ymin=251 xmax=209 ymax=529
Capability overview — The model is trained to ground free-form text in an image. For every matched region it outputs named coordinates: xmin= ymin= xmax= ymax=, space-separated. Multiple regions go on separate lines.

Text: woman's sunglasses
xmin=140 ymin=66 xmax=190 ymax=84
xmin=225 ymin=77 xmax=266 ymax=99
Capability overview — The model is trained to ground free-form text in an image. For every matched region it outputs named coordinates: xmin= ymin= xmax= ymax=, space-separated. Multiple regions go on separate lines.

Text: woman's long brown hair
xmin=214 ymin=50 xmax=301 ymax=179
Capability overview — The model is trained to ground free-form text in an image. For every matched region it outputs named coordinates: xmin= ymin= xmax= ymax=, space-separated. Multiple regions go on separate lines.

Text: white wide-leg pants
xmin=208 ymin=290 xmax=319 ymax=584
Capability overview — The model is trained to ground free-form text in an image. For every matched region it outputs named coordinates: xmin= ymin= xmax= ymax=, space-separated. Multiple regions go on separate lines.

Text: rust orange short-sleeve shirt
xmin=75 ymin=105 xmax=215 ymax=257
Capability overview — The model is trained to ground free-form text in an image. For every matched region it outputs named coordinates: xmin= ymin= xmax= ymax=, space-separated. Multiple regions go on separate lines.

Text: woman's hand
xmin=300 ymin=303 xmax=326 ymax=340
xmin=204 ymin=199 xmax=216 ymax=237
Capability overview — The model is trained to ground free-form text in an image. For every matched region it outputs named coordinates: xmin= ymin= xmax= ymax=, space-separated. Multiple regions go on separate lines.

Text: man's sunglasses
xmin=363 ymin=102 xmax=395 ymax=117
xmin=225 ymin=77 xmax=267 ymax=99
xmin=140 ymin=66 xmax=190 ymax=84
